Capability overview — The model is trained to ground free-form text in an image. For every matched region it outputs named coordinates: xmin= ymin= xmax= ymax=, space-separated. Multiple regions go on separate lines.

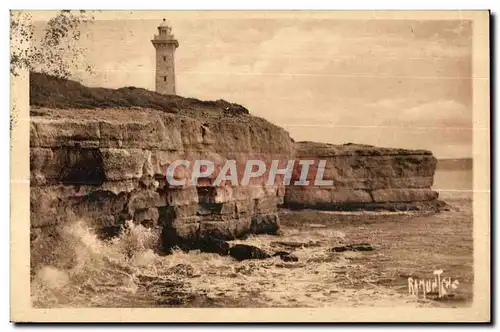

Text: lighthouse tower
xmin=151 ymin=19 xmax=179 ymax=95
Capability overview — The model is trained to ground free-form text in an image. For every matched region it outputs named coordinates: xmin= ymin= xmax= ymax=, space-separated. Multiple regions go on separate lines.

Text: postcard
xmin=10 ymin=10 xmax=490 ymax=322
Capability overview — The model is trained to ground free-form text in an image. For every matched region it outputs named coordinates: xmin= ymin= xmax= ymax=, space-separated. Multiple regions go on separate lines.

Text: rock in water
xmin=250 ymin=213 xmax=280 ymax=235
xmin=198 ymin=236 xmax=230 ymax=255
xmin=270 ymin=240 xmax=321 ymax=249
xmin=273 ymin=251 xmax=299 ymax=262
xmin=229 ymin=244 xmax=271 ymax=261
xmin=330 ymin=243 xmax=375 ymax=252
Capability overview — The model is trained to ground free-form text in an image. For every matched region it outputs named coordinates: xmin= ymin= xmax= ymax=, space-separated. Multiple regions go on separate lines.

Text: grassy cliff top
xmin=29 ymin=72 xmax=250 ymax=117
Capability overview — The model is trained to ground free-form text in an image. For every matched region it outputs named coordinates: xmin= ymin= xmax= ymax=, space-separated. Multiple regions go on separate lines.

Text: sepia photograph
xmin=9 ymin=9 xmax=490 ymax=322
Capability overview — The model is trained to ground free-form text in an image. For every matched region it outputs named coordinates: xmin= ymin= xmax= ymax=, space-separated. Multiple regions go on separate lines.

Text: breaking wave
xmin=31 ymin=220 xmax=199 ymax=307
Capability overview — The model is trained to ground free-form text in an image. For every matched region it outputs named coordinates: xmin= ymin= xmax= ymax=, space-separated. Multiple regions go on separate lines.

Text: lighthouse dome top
xmin=152 ymin=18 xmax=179 ymax=48
xmin=159 ymin=18 xmax=171 ymax=27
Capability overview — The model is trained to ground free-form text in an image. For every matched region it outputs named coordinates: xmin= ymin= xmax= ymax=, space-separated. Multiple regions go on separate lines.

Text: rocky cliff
xmin=29 ymin=73 xmax=294 ymax=268
xmin=29 ymin=73 xmax=442 ymax=269
xmin=285 ymin=141 xmax=441 ymax=211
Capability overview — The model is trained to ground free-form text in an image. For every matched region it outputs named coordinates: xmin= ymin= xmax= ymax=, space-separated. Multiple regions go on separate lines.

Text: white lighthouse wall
xmin=155 ymin=43 xmax=176 ymax=94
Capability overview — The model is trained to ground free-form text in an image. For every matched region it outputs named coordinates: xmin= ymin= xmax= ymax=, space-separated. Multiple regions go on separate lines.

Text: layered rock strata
xmin=29 ymin=74 xmax=444 ymax=270
xmin=284 ymin=141 xmax=440 ymax=211
xmin=30 ymin=106 xmax=293 ymax=267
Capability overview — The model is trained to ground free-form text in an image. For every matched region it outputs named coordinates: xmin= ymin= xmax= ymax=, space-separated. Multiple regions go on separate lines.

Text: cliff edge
xmin=29 ymin=73 xmax=442 ymax=270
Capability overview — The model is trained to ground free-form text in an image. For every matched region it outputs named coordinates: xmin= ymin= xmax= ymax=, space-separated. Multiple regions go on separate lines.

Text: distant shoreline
xmin=437 ymin=158 xmax=473 ymax=171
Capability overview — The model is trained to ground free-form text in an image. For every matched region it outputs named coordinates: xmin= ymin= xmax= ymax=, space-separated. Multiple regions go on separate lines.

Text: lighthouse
xmin=151 ymin=19 xmax=179 ymax=95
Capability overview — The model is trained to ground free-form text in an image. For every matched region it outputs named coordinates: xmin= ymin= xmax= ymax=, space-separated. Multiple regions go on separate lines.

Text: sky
xmin=35 ymin=12 xmax=473 ymax=159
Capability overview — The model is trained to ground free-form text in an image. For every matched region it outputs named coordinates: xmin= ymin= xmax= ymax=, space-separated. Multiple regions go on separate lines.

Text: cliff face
xmin=284 ymin=141 xmax=440 ymax=211
xmin=30 ymin=106 xmax=293 ymax=267
xmin=29 ymin=73 xmax=442 ymax=269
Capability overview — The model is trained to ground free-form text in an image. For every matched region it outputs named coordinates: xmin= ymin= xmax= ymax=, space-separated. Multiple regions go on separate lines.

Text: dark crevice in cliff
xmin=201 ymin=125 xmax=208 ymax=142
xmin=366 ymin=189 xmax=375 ymax=202
xmin=98 ymin=225 xmax=123 ymax=239
xmin=68 ymin=190 xmax=131 ymax=239
xmin=197 ymin=186 xmax=215 ymax=205
xmin=62 ymin=147 xmax=106 ymax=185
